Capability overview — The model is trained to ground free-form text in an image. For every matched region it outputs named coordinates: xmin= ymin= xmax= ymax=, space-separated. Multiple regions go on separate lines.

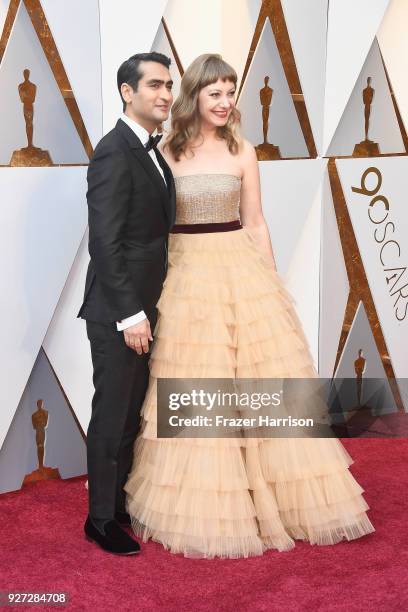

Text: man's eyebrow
xmin=146 ymin=78 xmax=174 ymax=86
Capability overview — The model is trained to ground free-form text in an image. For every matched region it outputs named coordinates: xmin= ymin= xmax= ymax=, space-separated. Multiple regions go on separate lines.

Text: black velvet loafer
xmin=115 ymin=511 xmax=132 ymax=526
xmin=84 ymin=516 xmax=140 ymax=555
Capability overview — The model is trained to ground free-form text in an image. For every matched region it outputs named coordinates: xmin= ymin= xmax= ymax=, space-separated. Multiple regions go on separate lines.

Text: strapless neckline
xmin=174 ymin=173 xmax=241 ymax=182
xmin=173 ymin=172 xmax=241 ymax=224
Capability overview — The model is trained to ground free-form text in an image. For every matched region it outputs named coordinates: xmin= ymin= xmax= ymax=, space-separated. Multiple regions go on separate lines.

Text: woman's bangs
xmin=201 ymin=59 xmax=237 ymax=89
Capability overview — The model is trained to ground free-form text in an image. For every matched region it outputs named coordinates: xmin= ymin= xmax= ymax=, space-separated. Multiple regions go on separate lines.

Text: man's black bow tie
xmin=145 ymin=133 xmax=163 ymax=152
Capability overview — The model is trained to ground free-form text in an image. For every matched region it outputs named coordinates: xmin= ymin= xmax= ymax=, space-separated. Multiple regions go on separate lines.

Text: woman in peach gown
xmin=124 ymin=54 xmax=375 ymax=558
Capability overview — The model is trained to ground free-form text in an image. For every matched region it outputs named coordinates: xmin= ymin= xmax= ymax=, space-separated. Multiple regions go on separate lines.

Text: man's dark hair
xmin=117 ymin=52 xmax=171 ymax=112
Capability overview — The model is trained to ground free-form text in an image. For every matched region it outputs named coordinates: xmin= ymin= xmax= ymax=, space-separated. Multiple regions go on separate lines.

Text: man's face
xmin=122 ymin=61 xmax=173 ymax=131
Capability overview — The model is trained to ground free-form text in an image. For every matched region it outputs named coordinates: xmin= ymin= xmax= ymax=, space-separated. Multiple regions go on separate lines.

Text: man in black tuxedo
xmin=78 ymin=52 xmax=175 ymax=555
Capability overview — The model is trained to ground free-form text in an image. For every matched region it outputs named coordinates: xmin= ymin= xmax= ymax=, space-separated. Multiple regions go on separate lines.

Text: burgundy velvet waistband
xmin=170 ymin=220 xmax=242 ymax=234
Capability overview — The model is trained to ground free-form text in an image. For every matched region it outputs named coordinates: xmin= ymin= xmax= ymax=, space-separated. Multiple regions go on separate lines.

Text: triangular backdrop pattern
xmin=0 ymin=1 xmax=88 ymax=164
xmin=238 ymin=18 xmax=309 ymax=157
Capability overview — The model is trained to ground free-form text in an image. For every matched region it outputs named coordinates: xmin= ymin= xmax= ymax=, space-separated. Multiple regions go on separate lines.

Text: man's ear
xmin=121 ymin=82 xmax=133 ymax=104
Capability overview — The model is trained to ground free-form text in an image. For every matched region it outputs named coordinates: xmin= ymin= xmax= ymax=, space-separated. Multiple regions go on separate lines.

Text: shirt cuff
xmin=116 ymin=310 xmax=147 ymax=331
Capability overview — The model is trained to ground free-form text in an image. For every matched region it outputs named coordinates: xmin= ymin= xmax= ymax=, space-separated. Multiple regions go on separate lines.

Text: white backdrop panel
xmin=327 ymin=38 xmax=404 ymax=156
xmin=319 ymin=169 xmax=350 ymax=377
xmin=0 ymin=2 xmax=88 ymax=164
xmin=0 ymin=167 xmax=88 ymax=447
xmin=259 ymin=159 xmax=326 ymax=366
xmin=0 ymin=0 xmax=10 ymax=40
xmin=164 ymin=0 xmax=221 ymax=71
xmin=378 ymin=0 xmax=408 ymax=138
xmin=335 ymin=302 xmax=391 ymax=378
xmin=165 ymin=0 xmax=260 ymax=83
xmin=337 ymin=157 xmax=408 ymax=406
xmin=221 ymin=0 xmax=261 ymax=85
xmin=238 ymin=19 xmax=308 ymax=157
xmin=285 ymin=181 xmax=321 ymax=366
xmin=332 ymin=301 xmax=398 ymax=417
xmin=281 ymin=0 xmax=328 ymax=155
xmin=259 ymin=159 xmax=326 ymax=275
xmin=41 ymin=0 xmax=102 ymax=149
xmin=99 ymin=0 xmax=168 ymax=133
xmin=150 ymin=20 xmax=182 ymax=133
xmin=323 ymin=0 xmax=391 ymax=154
xmin=43 ymin=231 xmax=94 ymax=435
xmin=0 ymin=349 xmax=87 ymax=495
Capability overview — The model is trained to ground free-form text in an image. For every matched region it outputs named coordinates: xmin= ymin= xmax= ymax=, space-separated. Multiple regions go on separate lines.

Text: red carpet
xmin=1 ymin=439 xmax=407 ymax=611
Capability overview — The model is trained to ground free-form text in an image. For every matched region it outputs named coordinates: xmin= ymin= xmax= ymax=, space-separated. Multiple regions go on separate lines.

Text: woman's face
xmin=197 ymin=78 xmax=236 ymax=128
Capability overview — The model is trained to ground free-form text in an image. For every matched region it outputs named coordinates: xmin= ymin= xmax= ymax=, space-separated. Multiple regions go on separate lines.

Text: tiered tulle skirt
xmin=124 ymin=227 xmax=375 ymax=558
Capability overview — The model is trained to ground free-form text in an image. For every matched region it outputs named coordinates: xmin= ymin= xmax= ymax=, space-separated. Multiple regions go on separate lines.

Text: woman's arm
xmin=239 ymin=140 xmax=277 ymax=270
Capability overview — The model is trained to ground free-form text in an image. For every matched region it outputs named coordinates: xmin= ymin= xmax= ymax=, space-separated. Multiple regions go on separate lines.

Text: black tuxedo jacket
xmin=78 ymin=119 xmax=176 ymax=323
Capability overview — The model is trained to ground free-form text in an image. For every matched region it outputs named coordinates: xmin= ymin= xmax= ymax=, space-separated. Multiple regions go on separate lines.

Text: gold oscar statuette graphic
xmin=354 ymin=349 xmax=366 ymax=407
xmin=23 ymin=399 xmax=60 ymax=485
xmin=255 ymin=76 xmax=281 ymax=161
xmin=10 ymin=69 xmax=53 ymax=166
xmin=343 ymin=349 xmax=377 ymax=435
xmin=353 ymin=77 xmax=380 ymax=157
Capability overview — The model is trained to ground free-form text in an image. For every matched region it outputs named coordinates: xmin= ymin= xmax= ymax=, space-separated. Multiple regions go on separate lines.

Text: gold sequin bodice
xmin=174 ymin=173 xmax=241 ymax=224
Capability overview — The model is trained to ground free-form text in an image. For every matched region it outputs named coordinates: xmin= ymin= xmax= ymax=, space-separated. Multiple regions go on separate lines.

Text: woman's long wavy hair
xmin=164 ymin=54 xmax=241 ymax=161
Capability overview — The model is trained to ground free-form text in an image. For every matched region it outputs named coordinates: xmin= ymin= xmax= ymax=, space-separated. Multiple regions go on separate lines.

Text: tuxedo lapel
xmin=115 ymin=119 xmax=170 ymax=221
xmin=131 ymin=146 xmax=169 ymax=202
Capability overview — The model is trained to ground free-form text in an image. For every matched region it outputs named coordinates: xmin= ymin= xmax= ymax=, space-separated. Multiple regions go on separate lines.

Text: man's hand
xmin=123 ymin=319 xmax=153 ymax=355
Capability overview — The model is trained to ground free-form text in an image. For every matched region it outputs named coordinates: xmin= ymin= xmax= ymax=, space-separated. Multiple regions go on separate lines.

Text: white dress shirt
xmin=116 ymin=114 xmax=166 ymax=332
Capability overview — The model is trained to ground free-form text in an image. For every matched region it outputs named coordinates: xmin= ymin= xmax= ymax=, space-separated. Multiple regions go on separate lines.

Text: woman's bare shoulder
xmin=237 ymin=138 xmax=258 ymax=175
xmin=238 ymin=138 xmax=257 ymax=159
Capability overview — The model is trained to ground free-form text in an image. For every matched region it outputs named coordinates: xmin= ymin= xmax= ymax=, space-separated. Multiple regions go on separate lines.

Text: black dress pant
xmin=86 ymin=308 xmax=157 ymax=521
